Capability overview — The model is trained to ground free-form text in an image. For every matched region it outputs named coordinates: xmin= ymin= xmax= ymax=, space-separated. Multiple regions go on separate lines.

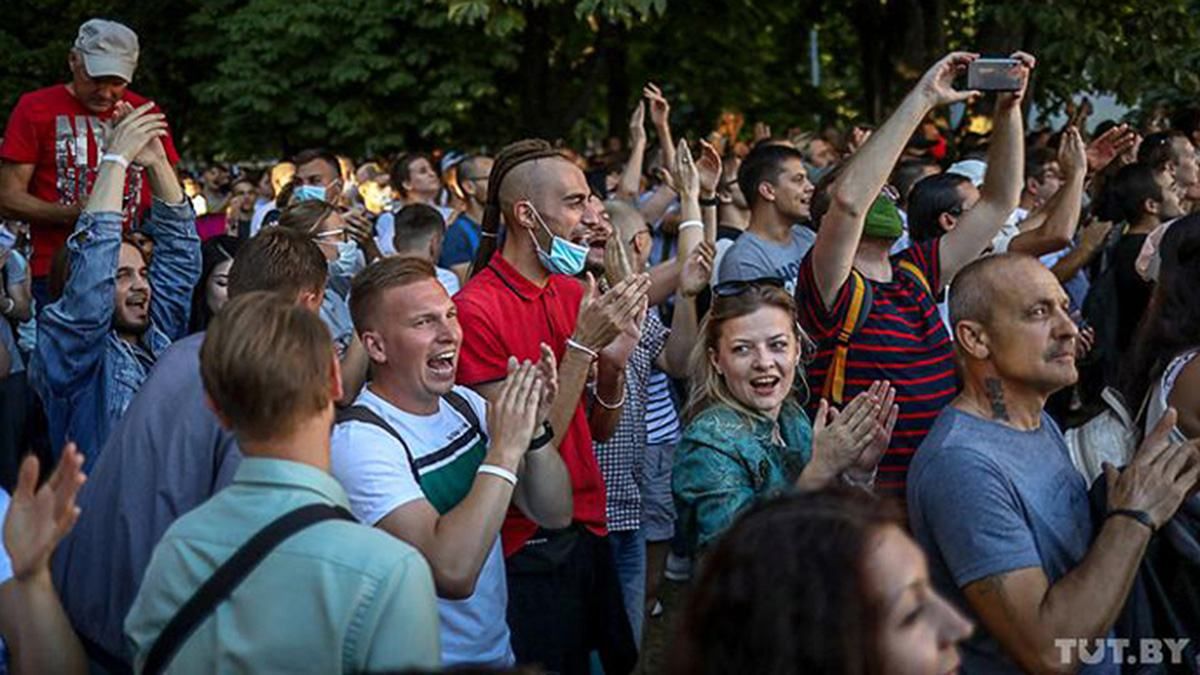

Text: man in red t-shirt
xmin=455 ymin=139 xmax=650 ymax=673
xmin=0 ymin=18 xmax=179 ymax=298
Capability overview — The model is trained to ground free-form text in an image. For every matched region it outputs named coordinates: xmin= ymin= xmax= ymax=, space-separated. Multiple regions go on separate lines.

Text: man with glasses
xmin=441 ymin=155 xmax=493 ymax=283
xmin=0 ymin=19 xmax=181 ymax=305
xmin=594 ymin=199 xmax=710 ymax=645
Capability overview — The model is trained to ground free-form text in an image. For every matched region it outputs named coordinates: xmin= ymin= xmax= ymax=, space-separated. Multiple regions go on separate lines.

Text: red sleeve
xmin=896 ymin=237 xmax=943 ymax=292
xmin=796 ymin=250 xmax=854 ymax=335
xmin=454 ymin=294 xmax=510 ymax=386
xmin=0 ymin=94 xmax=39 ymax=164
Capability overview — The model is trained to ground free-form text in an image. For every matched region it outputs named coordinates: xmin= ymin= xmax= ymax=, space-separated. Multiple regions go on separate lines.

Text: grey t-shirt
xmin=716 ymin=226 xmax=816 ymax=294
xmin=908 ymin=407 xmax=1116 ymax=674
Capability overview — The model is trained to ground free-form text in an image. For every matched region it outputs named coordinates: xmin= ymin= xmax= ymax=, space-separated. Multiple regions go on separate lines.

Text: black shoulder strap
xmin=335 ymin=405 xmax=421 ymax=483
xmin=444 ymin=390 xmax=488 ymax=443
xmin=142 ymin=503 xmax=354 ymax=675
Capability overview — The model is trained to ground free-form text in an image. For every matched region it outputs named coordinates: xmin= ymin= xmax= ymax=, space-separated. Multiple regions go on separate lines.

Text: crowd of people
xmin=0 ymin=16 xmax=1197 ymax=675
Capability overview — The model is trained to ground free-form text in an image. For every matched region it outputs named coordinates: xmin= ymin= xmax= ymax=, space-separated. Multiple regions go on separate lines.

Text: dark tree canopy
xmin=3 ymin=0 xmax=1197 ymax=160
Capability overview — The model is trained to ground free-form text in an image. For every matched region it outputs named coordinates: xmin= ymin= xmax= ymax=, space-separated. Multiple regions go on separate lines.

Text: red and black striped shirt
xmin=796 ymin=239 xmax=958 ymax=497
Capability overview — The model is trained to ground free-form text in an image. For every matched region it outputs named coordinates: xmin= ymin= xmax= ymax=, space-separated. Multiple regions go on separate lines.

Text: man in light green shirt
xmin=125 ymin=290 xmax=440 ymax=674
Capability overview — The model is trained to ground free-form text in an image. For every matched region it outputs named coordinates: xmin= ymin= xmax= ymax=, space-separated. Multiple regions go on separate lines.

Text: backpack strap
xmin=444 ymin=389 xmax=487 ymax=444
xmin=896 ymin=259 xmax=933 ymax=295
xmin=335 ymin=405 xmax=420 ymax=484
xmin=821 ymin=269 xmax=873 ymax=405
xmin=141 ymin=503 xmax=354 ymax=675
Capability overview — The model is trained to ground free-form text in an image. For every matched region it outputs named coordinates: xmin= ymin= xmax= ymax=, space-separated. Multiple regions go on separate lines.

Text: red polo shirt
xmin=455 ymin=253 xmax=607 ymax=556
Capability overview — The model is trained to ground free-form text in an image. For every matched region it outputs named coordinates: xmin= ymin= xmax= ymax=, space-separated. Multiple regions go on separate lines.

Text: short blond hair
xmin=200 ymin=291 xmax=334 ymax=443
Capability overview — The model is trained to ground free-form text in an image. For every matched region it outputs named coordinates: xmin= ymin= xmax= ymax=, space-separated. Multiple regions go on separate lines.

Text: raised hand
xmin=916 ymin=52 xmax=981 ymax=109
xmin=487 ymin=358 xmax=545 ymax=465
xmin=847 ymin=126 xmax=873 ymax=155
xmin=995 ymin=51 xmax=1036 ymax=110
xmin=643 ymin=82 xmax=670 ymax=130
xmin=1058 ymin=126 xmax=1087 ymax=179
xmin=629 ymin=101 xmax=647 ymax=148
xmin=1086 ymin=123 xmax=1138 ymax=175
xmin=4 ymin=443 xmax=87 ymax=582
xmin=604 ymin=234 xmax=634 ymax=289
xmin=696 ymin=139 xmax=723 ymax=198
xmin=600 ymin=294 xmax=647 ymax=368
xmin=109 ymin=100 xmax=169 ymax=167
xmin=679 ymin=241 xmax=715 ymax=297
xmin=533 ymin=342 xmax=559 ymax=427
xmin=572 ymin=273 xmax=652 ymax=352
xmin=1107 ymin=409 xmax=1200 ymax=530
xmin=660 ymin=138 xmax=700 ymax=201
xmin=1079 ymin=218 xmax=1115 ymax=254
xmin=753 ymin=122 xmax=772 ymax=145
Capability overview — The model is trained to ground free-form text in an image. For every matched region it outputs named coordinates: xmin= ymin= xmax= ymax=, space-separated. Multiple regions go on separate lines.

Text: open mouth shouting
xmin=750 ymin=374 xmax=782 ymax=397
xmin=427 ymin=349 xmax=457 ymax=379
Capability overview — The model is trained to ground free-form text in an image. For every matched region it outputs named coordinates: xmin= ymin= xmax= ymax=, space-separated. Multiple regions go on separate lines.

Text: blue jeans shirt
xmin=35 ymin=199 xmax=199 ymax=469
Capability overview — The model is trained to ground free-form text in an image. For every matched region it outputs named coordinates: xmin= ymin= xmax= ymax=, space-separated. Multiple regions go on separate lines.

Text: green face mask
xmin=862 ymin=195 xmax=904 ymax=240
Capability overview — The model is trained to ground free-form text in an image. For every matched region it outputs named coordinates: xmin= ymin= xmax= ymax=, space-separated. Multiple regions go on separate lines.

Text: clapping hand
xmin=487 ymin=358 xmax=547 ymax=466
xmin=109 ymin=101 xmax=169 ymax=168
xmin=4 ymin=443 xmax=86 ymax=583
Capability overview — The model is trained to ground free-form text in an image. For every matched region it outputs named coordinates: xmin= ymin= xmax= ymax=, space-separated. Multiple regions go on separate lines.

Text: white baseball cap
xmin=74 ymin=19 xmax=139 ymax=83
xmin=947 ymin=159 xmax=988 ymax=188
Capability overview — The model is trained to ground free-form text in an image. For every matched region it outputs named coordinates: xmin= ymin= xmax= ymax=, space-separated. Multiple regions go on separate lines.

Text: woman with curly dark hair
xmin=671 ymin=489 xmax=972 ymax=675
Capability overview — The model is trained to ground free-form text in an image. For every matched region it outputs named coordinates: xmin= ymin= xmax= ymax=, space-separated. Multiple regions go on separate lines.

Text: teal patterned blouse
xmin=672 ymin=399 xmax=814 ymax=552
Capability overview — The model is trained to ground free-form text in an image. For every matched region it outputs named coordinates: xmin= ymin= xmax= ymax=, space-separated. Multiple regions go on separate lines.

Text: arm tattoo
xmin=985 ymin=377 xmax=1010 ymax=421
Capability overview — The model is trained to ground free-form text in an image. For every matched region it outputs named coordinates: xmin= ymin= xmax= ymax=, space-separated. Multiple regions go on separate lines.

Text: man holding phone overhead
xmin=795 ymin=51 xmax=1033 ymax=498
xmin=0 ymin=19 xmax=180 ymax=306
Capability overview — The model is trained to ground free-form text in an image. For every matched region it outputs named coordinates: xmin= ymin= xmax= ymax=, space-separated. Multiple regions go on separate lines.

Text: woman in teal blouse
xmin=673 ymin=281 xmax=897 ymax=552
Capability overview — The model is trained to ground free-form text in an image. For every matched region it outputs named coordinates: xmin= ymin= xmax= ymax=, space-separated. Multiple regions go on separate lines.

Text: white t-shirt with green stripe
xmin=330 ymin=385 xmax=513 ymax=668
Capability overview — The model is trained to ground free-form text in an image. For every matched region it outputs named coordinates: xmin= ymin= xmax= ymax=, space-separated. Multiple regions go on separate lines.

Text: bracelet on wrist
xmin=590 ymin=380 xmax=627 ymax=410
xmin=698 ymin=195 xmax=719 ymax=207
xmin=529 ymin=421 xmax=554 ymax=451
xmin=678 ymin=219 xmax=703 ymax=233
xmin=100 ymin=153 xmax=130 ymax=170
xmin=566 ymin=338 xmax=599 ymax=362
xmin=1107 ymin=508 xmax=1156 ymax=534
xmin=478 ymin=463 xmax=518 ymax=487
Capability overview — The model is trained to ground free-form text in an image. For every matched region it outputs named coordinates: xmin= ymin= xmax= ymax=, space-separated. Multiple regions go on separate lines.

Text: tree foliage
xmin=2 ymin=0 xmax=1198 ymax=160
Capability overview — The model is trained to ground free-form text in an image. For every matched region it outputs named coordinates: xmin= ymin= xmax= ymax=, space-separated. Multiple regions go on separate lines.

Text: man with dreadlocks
xmin=455 ymin=139 xmax=649 ymax=673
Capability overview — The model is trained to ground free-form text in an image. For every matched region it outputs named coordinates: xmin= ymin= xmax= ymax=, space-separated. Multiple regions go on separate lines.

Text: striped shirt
xmin=796 ymin=238 xmax=957 ymax=497
xmin=645 ymin=367 xmax=682 ymax=446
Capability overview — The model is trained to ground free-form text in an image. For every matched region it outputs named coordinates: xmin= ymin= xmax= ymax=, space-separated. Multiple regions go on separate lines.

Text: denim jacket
xmin=672 ymin=399 xmax=813 ymax=552
xmin=36 ymin=199 xmax=200 ymax=469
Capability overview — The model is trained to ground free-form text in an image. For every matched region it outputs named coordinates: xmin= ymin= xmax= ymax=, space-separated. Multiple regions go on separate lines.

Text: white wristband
xmin=100 ymin=153 xmax=130 ymax=170
xmin=477 ymin=463 xmax=518 ymax=487
xmin=678 ymin=219 xmax=703 ymax=232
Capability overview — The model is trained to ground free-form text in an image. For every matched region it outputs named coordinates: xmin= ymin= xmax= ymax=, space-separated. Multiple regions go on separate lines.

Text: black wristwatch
xmin=698 ymin=195 xmax=719 ymax=207
xmin=1108 ymin=508 xmax=1156 ymax=534
xmin=529 ymin=421 xmax=554 ymax=451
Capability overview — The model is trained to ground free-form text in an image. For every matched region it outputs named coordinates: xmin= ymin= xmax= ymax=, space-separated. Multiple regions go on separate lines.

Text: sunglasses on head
xmin=712 ymin=276 xmax=787 ymax=298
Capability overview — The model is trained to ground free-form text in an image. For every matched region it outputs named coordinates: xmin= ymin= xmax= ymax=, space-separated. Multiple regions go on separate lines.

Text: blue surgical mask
xmin=526 ymin=202 xmax=588 ymax=276
xmin=329 ymin=240 xmax=365 ymax=280
xmin=294 ymin=185 xmax=327 ymax=203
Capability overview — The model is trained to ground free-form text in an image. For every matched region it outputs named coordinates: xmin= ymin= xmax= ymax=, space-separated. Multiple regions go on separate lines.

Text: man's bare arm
xmin=0 ymin=164 xmax=80 ymax=226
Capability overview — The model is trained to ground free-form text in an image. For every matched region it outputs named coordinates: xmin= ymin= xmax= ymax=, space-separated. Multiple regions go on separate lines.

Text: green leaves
xmin=3 ymin=0 xmax=1199 ymax=160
